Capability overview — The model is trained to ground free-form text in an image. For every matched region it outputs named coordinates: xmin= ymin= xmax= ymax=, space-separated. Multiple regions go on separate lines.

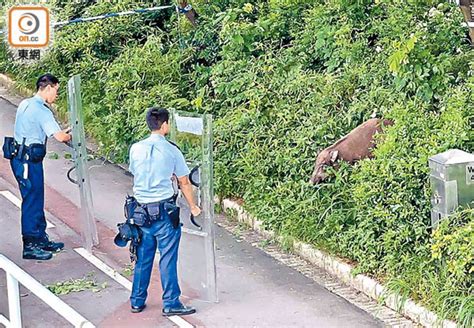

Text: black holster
xmin=124 ymin=195 xmax=138 ymax=222
xmin=164 ymin=202 xmax=181 ymax=229
xmin=3 ymin=137 xmax=18 ymax=160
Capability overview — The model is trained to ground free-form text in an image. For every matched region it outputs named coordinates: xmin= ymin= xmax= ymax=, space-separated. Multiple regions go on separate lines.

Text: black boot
xmin=162 ymin=305 xmax=196 ymax=316
xmin=23 ymin=242 xmax=53 ymax=260
xmin=37 ymin=234 xmax=64 ymax=252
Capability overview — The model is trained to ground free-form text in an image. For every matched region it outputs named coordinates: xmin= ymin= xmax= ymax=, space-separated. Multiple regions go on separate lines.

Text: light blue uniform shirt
xmin=129 ymin=134 xmax=190 ymax=204
xmin=14 ymin=95 xmax=61 ymax=146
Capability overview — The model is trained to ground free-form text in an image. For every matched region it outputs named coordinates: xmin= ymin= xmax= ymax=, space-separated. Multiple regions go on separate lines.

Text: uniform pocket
xmin=132 ymin=206 xmax=149 ymax=227
xmin=146 ymin=203 xmax=161 ymax=221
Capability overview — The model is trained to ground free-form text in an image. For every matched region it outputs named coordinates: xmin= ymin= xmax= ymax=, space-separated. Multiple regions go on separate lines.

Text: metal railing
xmin=0 ymin=254 xmax=94 ymax=328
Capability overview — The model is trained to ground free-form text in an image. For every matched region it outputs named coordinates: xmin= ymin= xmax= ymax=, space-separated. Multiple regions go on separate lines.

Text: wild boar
xmin=309 ymin=118 xmax=393 ymax=184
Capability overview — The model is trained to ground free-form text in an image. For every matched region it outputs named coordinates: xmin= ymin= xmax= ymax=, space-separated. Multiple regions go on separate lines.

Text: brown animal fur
xmin=309 ymin=118 xmax=393 ymax=184
xmin=180 ymin=1 xmax=198 ymax=26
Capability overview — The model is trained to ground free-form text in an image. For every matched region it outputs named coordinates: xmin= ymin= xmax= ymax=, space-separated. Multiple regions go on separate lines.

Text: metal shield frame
xmin=170 ymin=109 xmax=218 ymax=303
xmin=67 ymin=75 xmax=99 ymax=251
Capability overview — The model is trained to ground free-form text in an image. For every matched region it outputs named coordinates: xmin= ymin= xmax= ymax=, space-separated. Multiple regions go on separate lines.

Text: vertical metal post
xmin=6 ymin=273 xmax=22 ymax=327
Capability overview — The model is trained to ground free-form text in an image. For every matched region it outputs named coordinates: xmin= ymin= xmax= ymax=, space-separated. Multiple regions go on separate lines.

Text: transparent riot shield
xmin=67 ymin=75 xmax=99 ymax=250
xmin=170 ymin=110 xmax=218 ymax=303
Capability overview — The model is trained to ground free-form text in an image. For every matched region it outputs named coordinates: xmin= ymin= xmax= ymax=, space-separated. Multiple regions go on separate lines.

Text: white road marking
xmin=167 ymin=316 xmax=194 ymax=328
xmin=74 ymin=247 xmax=133 ymax=291
xmin=74 ymin=247 xmax=195 ymax=328
xmin=182 ymin=227 xmax=208 ymax=237
xmin=0 ymin=314 xmax=10 ymax=326
xmin=0 ymin=190 xmax=21 ymax=207
xmin=0 ymin=190 xmax=55 ymax=228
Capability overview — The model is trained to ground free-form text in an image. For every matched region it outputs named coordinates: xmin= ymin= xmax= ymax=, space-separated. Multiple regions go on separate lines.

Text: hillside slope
xmin=1 ymin=0 xmax=472 ymax=324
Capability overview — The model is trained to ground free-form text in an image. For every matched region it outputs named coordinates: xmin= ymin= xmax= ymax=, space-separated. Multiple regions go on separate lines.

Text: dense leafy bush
xmin=1 ymin=0 xmax=472 ymax=324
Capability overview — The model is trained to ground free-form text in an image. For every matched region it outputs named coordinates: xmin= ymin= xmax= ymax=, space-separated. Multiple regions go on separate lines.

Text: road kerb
xmin=221 ymin=198 xmax=457 ymax=328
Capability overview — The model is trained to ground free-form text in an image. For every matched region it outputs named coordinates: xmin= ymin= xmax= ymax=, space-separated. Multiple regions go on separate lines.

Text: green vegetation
xmin=1 ymin=0 xmax=472 ymax=324
xmin=47 ymin=273 xmax=107 ymax=295
xmin=122 ymin=264 xmax=134 ymax=277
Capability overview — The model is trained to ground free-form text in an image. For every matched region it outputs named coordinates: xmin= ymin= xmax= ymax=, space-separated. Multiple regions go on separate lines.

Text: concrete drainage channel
xmin=219 ymin=199 xmax=457 ymax=328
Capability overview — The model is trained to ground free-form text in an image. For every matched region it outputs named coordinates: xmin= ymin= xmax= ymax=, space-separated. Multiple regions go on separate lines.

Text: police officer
xmin=10 ymin=74 xmax=71 ymax=260
xmin=128 ymin=107 xmax=201 ymax=316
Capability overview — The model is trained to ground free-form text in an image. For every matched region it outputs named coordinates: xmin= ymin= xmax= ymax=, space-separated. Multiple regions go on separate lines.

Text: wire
xmin=53 ymin=5 xmax=174 ymax=28
xmin=0 ymin=5 xmax=176 ymax=35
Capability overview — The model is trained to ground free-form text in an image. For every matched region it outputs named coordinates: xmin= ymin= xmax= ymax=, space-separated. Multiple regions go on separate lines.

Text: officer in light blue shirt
xmin=129 ymin=134 xmax=190 ymax=204
xmin=7 ymin=74 xmax=71 ymax=261
xmin=14 ymin=95 xmax=61 ymax=145
xmin=128 ymin=107 xmax=201 ymax=316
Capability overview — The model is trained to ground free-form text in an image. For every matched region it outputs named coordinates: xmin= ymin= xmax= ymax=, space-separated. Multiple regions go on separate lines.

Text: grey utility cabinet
xmin=428 ymin=149 xmax=474 ymax=227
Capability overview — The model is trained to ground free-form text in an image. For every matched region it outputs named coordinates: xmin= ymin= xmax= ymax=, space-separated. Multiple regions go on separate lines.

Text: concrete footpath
xmin=0 ymin=88 xmax=383 ymax=327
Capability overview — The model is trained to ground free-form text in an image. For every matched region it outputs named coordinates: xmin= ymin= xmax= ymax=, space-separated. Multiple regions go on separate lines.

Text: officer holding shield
xmin=3 ymin=74 xmax=71 ymax=261
xmin=128 ymin=107 xmax=201 ymax=316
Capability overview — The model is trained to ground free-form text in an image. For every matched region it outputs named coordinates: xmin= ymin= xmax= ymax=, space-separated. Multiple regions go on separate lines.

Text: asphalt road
xmin=0 ymin=88 xmax=382 ymax=327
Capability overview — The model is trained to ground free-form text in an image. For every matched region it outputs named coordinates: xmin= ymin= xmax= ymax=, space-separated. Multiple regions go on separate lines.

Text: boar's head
xmin=309 ymin=149 xmax=339 ymax=185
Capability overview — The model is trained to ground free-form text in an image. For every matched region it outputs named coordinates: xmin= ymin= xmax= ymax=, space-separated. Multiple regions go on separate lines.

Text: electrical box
xmin=429 ymin=149 xmax=474 ymax=227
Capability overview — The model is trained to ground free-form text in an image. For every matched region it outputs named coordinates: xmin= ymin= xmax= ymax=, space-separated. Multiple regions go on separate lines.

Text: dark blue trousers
xmin=10 ymin=157 xmax=47 ymax=239
xmin=130 ymin=206 xmax=182 ymax=309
